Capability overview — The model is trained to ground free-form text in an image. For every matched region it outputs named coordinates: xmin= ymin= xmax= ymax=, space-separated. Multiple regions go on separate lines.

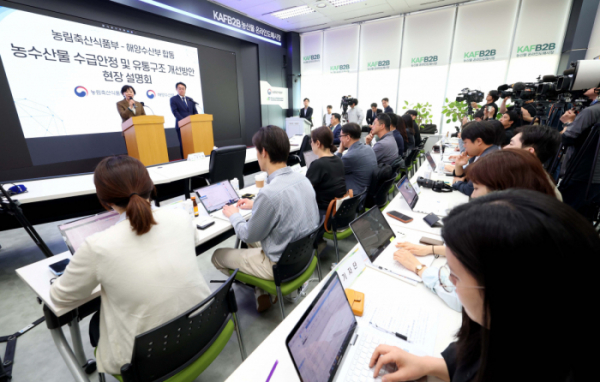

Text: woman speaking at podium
xmin=117 ymin=85 xmax=146 ymax=122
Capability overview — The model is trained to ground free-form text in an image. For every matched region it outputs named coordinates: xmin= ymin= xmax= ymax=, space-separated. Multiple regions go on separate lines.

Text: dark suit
xmin=170 ymin=95 xmax=199 ymax=159
xmin=332 ymin=124 xmax=342 ymax=145
xmin=117 ymin=98 xmax=146 ymax=122
xmin=300 ymin=107 xmax=313 ymax=124
xmin=384 ymin=105 xmax=393 ymax=114
xmin=366 ymin=108 xmax=382 ymax=125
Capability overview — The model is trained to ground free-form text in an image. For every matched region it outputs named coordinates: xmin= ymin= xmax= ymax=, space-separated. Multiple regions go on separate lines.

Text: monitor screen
xmin=287 ymin=274 xmax=356 ymax=382
xmin=425 ymin=152 xmax=436 ymax=169
xmin=303 ymin=150 xmax=318 ymax=169
xmin=195 ymin=181 xmax=239 ymax=213
xmin=397 ymin=176 xmax=417 ymax=209
xmin=58 ymin=211 xmax=121 ymax=254
xmin=349 ymin=208 xmax=395 ymax=261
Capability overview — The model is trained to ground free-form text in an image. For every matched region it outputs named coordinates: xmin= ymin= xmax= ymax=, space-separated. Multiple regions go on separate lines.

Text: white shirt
xmin=347 ymin=106 xmax=364 ymax=125
xmin=50 ymin=208 xmax=211 ymax=374
xmin=325 ymin=113 xmax=332 ymax=126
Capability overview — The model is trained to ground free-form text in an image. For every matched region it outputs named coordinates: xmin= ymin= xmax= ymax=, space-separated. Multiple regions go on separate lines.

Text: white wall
xmin=301 ymin=0 xmax=573 ymax=135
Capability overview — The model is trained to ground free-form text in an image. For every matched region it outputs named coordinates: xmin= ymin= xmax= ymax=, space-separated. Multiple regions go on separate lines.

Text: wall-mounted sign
xmin=260 ymin=81 xmax=288 ymax=109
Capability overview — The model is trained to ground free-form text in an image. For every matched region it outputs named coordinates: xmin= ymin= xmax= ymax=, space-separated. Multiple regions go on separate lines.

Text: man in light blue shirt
xmin=335 ymin=123 xmax=378 ymax=194
xmin=212 ymin=125 xmax=319 ymax=312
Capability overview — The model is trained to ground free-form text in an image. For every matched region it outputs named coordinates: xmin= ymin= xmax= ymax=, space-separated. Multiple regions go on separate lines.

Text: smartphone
xmin=488 ymin=106 xmax=494 ymax=113
xmin=49 ymin=259 xmax=70 ymax=276
xmin=419 ymin=237 xmax=445 ymax=246
xmin=423 ymin=213 xmax=442 ymax=227
xmin=241 ymin=193 xmax=255 ymax=199
xmin=197 ymin=220 xmax=215 ymax=230
xmin=386 ymin=210 xmax=413 ymax=223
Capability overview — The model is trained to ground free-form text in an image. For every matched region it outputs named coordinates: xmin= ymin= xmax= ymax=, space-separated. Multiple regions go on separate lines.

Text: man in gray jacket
xmin=365 ymin=114 xmax=399 ymax=166
xmin=335 ymin=123 xmax=378 ymax=194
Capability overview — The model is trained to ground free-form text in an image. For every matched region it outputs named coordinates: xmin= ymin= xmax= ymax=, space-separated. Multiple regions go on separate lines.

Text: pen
xmin=266 ymin=360 xmax=278 ymax=382
xmin=377 ymin=266 xmax=420 ymax=284
xmin=370 ymin=322 xmax=410 ymax=342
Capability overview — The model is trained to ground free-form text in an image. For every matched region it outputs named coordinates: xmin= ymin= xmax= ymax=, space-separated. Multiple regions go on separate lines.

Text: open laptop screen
xmin=349 ymin=208 xmax=395 ymax=262
xmin=397 ymin=176 xmax=418 ymax=209
xmin=194 ymin=181 xmax=239 ymax=213
xmin=286 ymin=273 xmax=357 ymax=382
xmin=303 ymin=150 xmax=318 ymax=169
xmin=425 ymin=151 xmax=436 ymax=170
xmin=58 ymin=211 xmax=121 ymax=254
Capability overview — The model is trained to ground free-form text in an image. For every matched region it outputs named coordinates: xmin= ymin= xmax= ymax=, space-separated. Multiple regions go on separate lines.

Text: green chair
xmin=98 ymin=271 xmax=246 ymax=382
xmin=232 ymin=223 xmax=323 ymax=319
xmin=323 ymin=192 xmax=367 ymax=263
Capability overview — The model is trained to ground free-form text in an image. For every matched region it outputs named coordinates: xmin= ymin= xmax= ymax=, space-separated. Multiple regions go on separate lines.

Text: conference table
xmin=15 ymin=138 xmax=468 ymax=382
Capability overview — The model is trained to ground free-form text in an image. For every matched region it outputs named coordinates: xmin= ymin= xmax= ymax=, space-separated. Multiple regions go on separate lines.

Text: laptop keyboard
xmin=347 ymin=332 xmax=398 ymax=382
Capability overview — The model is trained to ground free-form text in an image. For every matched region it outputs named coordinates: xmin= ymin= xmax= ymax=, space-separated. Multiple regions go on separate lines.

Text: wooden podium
xmin=179 ymin=114 xmax=215 ymax=160
xmin=122 ymin=116 xmax=169 ymax=166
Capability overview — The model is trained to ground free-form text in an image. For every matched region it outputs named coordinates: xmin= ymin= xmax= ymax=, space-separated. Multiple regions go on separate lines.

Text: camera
xmin=456 ymin=88 xmax=484 ymax=104
xmin=340 ymin=95 xmax=357 ymax=121
xmin=417 ymin=177 xmax=453 ymax=193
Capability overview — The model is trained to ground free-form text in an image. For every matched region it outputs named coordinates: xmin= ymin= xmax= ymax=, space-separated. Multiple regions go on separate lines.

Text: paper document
xmin=367 ymin=305 xmax=439 ymax=356
xmin=372 ymin=237 xmax=435 ymax=282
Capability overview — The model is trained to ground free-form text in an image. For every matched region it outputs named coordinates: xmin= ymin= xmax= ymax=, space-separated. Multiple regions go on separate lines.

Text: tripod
xmin=0 ymin=184 xmax=53 ymax=258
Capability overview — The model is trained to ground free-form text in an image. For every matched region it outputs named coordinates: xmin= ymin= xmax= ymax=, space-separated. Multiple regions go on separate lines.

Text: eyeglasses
xmin=340 ymin=134 xmax=348 ymax=138
xmin=438 ymin=264 xmax=485 ymax=293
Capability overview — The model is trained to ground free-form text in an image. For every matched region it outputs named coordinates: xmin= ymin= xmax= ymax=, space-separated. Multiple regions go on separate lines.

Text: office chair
xmin=99 ymin=270 xmax=245 ymax=382
xmin=297 ymin=135 xmax=312 ymax=167
xmin=323 ymin=191 xmax=367 ymax=263
xmin=367 ymin=175 xmax=396 ymax=211
xmin=209 ymin=145 xmax=247 ymax=188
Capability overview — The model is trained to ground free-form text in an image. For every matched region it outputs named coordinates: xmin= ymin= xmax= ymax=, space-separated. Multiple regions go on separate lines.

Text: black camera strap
xmin=432 ymin=183 xmax=453 ymax=193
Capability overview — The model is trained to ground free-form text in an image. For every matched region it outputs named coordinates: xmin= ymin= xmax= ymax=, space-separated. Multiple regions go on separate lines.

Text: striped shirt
xmin=229 ymin=167 xmax=320 ymax=262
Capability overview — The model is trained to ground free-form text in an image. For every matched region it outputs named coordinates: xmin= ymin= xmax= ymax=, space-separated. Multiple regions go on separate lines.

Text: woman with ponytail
xmin=50 ymin=155 xmax=211 ymax=375
xmin=306 ymin=126 xmax=347 ymax=215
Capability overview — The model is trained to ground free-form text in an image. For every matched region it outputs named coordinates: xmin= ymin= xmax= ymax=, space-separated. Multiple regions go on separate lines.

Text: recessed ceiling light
xmin=270 ymin=5 xmax=315 ymax=19
xmin=317 ymin=3 xmax=327 ymax=8
xmin=328 ymin=0 xmax=367 ymax=7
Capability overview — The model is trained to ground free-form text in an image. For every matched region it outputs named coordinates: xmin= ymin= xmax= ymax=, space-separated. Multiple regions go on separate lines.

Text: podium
xmin=285 ymin=117 xmax=312 ymax=138
xmin=178 ymin=114 xmax=215 ymax=160
xmin=122 ymin=116 xmax=169 ymax=166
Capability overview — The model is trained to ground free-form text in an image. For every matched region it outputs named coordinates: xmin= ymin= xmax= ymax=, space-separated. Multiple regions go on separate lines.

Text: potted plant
xmin=401 ymin=101 xmax=433 ymax=129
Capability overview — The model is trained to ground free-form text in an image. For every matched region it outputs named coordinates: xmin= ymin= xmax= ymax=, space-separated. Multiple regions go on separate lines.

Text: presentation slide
xmin=0 ymin=6 xmax=203 ymax=138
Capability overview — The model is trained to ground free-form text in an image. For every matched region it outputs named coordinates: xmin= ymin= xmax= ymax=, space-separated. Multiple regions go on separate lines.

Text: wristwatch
xmin=415 ymin=264 xmax=425 ymax=275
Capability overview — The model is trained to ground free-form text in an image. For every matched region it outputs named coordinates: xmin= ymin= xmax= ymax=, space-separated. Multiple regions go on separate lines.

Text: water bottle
xmin=436 ymin=161 xmax=445 ymax=175
xmin=231 ymin=177 xmax=240 ymax=193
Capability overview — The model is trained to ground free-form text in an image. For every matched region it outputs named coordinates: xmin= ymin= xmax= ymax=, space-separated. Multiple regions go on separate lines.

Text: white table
xmin=225 ymin=228 xmax=462 ymax=382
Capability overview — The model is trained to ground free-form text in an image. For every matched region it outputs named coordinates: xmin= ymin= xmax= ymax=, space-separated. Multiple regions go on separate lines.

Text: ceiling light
xmin=270 ymin=5 xmax=315 ymax=19
xmin=328 ymin=0 xmax=367 ymax=7
xmin=317 ymin=3 xmax=327 ymax=8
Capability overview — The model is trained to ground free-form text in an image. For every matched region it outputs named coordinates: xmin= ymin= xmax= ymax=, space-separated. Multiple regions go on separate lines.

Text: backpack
xmin=420 ymin=124 xmax=437 ymax=134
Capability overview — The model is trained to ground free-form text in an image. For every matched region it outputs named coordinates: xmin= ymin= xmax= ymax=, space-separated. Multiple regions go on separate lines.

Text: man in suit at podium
xmin=170 ymin=82 xmax=198 ymax=159
xmin=117 ymin=85 xmax=146 ymax=122
xmin=366 ymin=103 xmax=382 ymax=126
xmin=299 ymin=98 xmax=313 ymax=126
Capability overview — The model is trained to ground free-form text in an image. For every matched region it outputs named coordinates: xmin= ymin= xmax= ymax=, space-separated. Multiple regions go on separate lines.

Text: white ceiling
xmin=210 ymin=0 xmax=471 ymax=33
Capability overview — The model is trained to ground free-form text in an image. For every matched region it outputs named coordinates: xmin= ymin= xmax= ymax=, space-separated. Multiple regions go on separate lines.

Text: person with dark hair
xmin=347 ymin=98 xmax=364 ymax=125
xmin=306 ymin=126 xmax=347 ymax=214
xmin=331 ymin=113 xmax=342 ymax=145
xmin=366 ymin=103 xmax=382 ymax=126
xmin=487 ymin=119 xmax=505 ymax=147
xmin=300 ymin=98 xmax=313 ymax=124
xmin=323 ymin=105 xmax=334 ymax=127
xmin=499 ymin=110 xmax=522 ymax=146
xmin=374 ymin=190 xmax=597 ymax=382
xmin=366 ymin=114 xmax=398 ymax=165
xmin=213 ymin=125 xmax=319 ymax=312
xmin=335 ymin=123 xmax=378 ymax=194
xmin=50 ymin=155 xmax=210 ymax=375
xmin=405 ymin=110 xmax=422 ymax=147
xmin=395 ymin=150 xmax=562 ymax=311
xmin=170 ymin=82 xmax=199 ymax=159
xmin=401 ymin=114 xmax=415 ymax=152
xmin=396 ymin=114 xmax=410 ymax=155
xmin=506 ymin=125 xmax=563 ymax=200
xmin=387 ymin=113 xmax=404 ymax=156
xmin=116 ymin=85 xmax=145 ymax=122
xmin=500 ymin=91 xmax=536 ymax=123
xmin=452 ymin=121 xmax=499 ymax=196
xmin=472 ymin=90 xmax=499 ymax=120
xmin=382 ymin=97 xmax=393 ymax=113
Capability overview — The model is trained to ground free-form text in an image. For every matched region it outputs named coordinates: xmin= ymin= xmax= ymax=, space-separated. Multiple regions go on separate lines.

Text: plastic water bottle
xmin=231 ymin=178 xmax=240 ymax=193
xmin=436 ymin=161 xmax=445 ymax=175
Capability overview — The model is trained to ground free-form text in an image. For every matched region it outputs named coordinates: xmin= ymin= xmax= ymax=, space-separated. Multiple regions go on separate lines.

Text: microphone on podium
xmin=140 ymin=102 xmax=155 ymax=115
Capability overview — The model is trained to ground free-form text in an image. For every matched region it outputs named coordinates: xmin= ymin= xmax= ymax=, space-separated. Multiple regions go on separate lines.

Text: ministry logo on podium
xmin=74 ymin=86 xmax=88 ymax=97
xmin=146 ymin=90 xmax=156 ymax=99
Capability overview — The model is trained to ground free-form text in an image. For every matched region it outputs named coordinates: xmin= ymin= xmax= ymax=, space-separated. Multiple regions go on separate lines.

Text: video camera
xmin=456 ymin=88 xmax=484 ymax=116
xmin=340 ymin=95 xmax=357 ymax=120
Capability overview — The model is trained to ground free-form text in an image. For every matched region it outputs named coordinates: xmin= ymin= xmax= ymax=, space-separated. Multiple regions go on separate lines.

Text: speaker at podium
xmin=178 ymin=114 xmax=215 ymax=160
xmin=121 ymin=115 xmax=169 ymax=166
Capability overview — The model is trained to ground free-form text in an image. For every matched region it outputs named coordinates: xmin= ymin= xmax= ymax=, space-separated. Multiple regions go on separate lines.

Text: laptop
xmin=303 ymin=149 xmax=318 ymax=169
xmin=350 ymin=208 xmax=434 ymax=283
xmin=425 ymin=151 xmax=453 ymax=176
xmin=286 ymin=272 xmax=421 ymax=382
xmin=58 ymin=211 xmax=121 ymax=254
xmin=396 ymin=176 xmax=449 ymax=217
xmin=194 ymin=180 xmax=252 ymax=221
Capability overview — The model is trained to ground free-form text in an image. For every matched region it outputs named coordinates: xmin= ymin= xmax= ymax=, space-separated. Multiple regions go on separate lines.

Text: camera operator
xmin=500 ymin=92 xmax=536 ymax=124
xmin=472 ymin=90 xmax=499 ymax=120
xmin=558 ymin=86 xmax=600 ymax=214
xmin=347 ymin=98 xmax=364 ymax=125
xmin=499 ymin=110 xmax=523 ymax=146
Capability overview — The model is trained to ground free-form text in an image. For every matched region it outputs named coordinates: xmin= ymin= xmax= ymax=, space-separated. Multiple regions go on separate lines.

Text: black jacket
xmin=366 ymin=109 xmax=383 ymax=125
xmin=300 ymin=107 xmax=313 ymax=123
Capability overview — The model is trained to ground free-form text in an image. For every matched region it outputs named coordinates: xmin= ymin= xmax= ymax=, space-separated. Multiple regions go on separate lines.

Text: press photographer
xmin=471 ymin=90 xmax=500 ymax=120
xmin=346 ymin=97 xmax=364 ymax=125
